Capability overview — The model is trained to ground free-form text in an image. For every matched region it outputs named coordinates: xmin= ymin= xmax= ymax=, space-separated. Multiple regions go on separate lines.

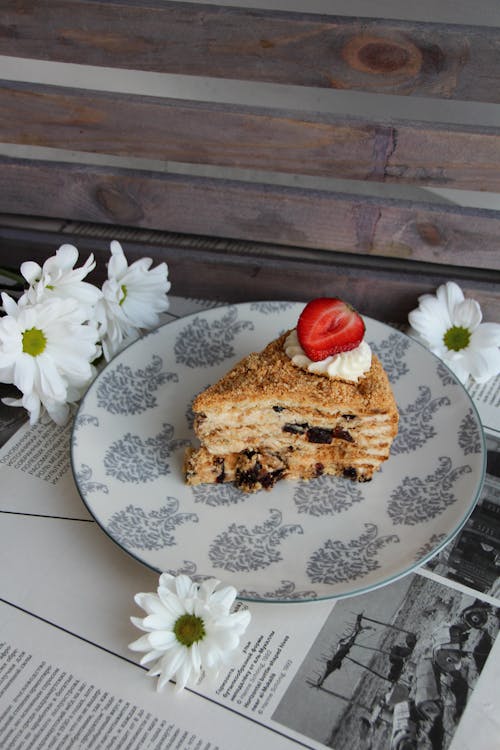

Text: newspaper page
xmin=1 ymin=299 xmax=499 ymax=749
xmin=0 ymin=602 xmax=298 ymax=750
xmin=1 ymin=413 xmax=499 ymax=749
xmin=467 ymin=374 xmax=500 ymax=440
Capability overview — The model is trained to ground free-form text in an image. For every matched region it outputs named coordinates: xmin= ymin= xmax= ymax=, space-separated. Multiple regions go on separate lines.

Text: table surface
xmin=0 ymin=294 xmax=499 ymax=750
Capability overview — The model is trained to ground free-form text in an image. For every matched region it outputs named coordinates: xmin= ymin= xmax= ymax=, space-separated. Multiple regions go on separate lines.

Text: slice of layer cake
xmin=185 ymin=299 xmax=398 ymax=492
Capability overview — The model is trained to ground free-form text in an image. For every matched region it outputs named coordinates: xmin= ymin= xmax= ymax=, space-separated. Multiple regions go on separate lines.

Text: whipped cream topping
xmin=284 ymin=329 xmax=372 ymax=382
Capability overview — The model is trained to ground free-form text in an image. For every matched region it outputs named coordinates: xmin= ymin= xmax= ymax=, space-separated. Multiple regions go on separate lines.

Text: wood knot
xmin=416 ymin=222 xmax=445 ymax=246
xmin=96 ymin=184 xmax=144 ymax=223
xmin=358 ymin=42 xmax=409 ymax=73
xmin=342 ymin=35 xmax=422 ymax=77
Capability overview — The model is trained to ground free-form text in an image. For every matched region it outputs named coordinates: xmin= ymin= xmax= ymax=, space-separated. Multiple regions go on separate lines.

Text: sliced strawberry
xmin=297 ymin=298 xmax=365 ymax=361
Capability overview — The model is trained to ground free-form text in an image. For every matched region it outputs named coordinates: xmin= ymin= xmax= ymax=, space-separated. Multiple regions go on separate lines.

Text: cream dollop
xmin=284 ymin=330 xmax=372 ymax=382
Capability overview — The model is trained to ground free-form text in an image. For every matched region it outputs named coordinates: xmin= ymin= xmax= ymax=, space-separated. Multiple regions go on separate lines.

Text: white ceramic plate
xmin=71 ymin=302 xmax=486 ymax=602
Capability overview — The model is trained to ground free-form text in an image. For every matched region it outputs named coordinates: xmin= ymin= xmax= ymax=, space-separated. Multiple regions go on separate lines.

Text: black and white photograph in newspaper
xmin=425 ymin=435 xmax=500 ymax=600
xmin=272 ymin=572 xmax=499 ymax=749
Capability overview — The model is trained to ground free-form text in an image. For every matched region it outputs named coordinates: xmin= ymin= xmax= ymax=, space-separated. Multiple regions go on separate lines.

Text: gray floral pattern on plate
xmin=436 ymin=360 xmax=459 ymax=386
xmin=103 ymin=423 xmax=188 ymax=482
xmin=192 ymin=482 xmax=253 ymax=506
xmin=293 ymin=475 xmax=363 ymax=516
xmin=250 ymin=301 xmax=296 ymax=314
xmin=96 ymin=355 xmax=177 ymax=415
xmin=388 ymin=456 xmax=472 ymax=525
xmin=72 ymin=413 xmax=99 ymax=446
xmin=174 ymin=306 xmax=254 ymax=367
xmin=162 ymin=560 xmax=213 ymax=583
xmin=391 ymin=385 xmax=451 ymax=454
xmin=307 ymin=523 xmax=400 ymax=584
xmin=458 ymin=408 xmax=483 ymax=455
xmin=239 ymin=580 xmax=318 ymax=601
xmin=73 ymin=412 xmax=99 ymax=431
xmin=74 ymin=463 xmax=108 ymax=495
xmin=416 ymin=532 xmax=448 ymax=561
xmin=107 ymin=498 xmax=198 ymax=550
xmin=209 ymin=509 xmax=303 ymax=572
xmin=371 ymin=332 xmax=410 ymax=382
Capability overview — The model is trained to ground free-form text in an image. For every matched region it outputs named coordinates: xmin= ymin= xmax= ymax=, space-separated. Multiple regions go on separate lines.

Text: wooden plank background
xmin=1 ymin=82 xmax=500 ymax=192
xmin=1 ymin=157 xmax=499 ymax=271
xmin=0 ymin=1 xmax=499 ymax=318
xmin=1 ymin=0 xmax=500 ymax=103
xmin=1 ymin=223 xmax=498 ymax=325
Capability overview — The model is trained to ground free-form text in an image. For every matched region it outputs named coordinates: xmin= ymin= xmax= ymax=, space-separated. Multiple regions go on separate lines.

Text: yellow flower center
xmin=173 ymin=614 xmax=206 ymax=647
xmin=443 ymin=325 xmax=471 ymax=352
xmin=119 ymin=284 xmax=127 ymax=305
xmin=22 ymin=327 xmax=47 ymax=356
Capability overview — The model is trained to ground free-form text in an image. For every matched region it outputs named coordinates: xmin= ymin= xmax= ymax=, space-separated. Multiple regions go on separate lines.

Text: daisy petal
xmin=198 ymin=578 xmax=221 ymax=601
xmin=453 ymin=298 xmax=482 ymax=330
xmin=175 ymin=658 xmax=194 ymax=692
xmin=190 ymin=641 xmax=202 ymax=678
xmin=175 ymin=574 xmax=197 ymax=599
xmin=157 ymin=589 xmax=185 ymax=619
xmin=470 ymin=323 xmax=500 ymax=349
xmin=1 ymin=293 xmax=20 ymax=317
xmin=20 ymin=261 xmax=42 ymax=285
xmin=408 ymin=304 xmax=447 ymax=346
xmin=143 ymin=613 xmax=176 ymax=631
xmin=128 ymin=633 xmax=155 ymax=652
xmin=55 ymin=244 xmax=79 ymax=270
xmin=148 ymin=629 xmax=178 ymax=650
xmin=44 ymin=399 xmax=70 ymax=426
xmin=157 ymin=646 xmax=187 ymax=686
xmin=441 ymin=353 xmax=470 ymax=384
xmin=158 ymin=572 xmax=176 ymax=589
xmin=14 ymin=355 xmax=35 ymax=395
xmin=135 ymin=591 xmax=169 ymax=615
xmin=468 ymin=346 xmax=500 ymax=383
xmin=130 ymin=616 xmax=150 ymax=632
xmin=140 ymin=650 xmax=164 ymax=666
xmin=437 ymin=281 xmax=464 ymax=315
xmin=108 ymin=241 xmax=128 ymax=277
xmin=36 ymin=354 xmax=67 ymax=402
xmin=208 ymin=585 xmax=238 ymax=614
xmin=23 ymin=391 xmax=42 ymax=424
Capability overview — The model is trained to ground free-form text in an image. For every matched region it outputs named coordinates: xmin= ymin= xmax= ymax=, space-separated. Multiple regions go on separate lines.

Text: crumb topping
xmin=193 ymin=331 xmax=396 ymax=416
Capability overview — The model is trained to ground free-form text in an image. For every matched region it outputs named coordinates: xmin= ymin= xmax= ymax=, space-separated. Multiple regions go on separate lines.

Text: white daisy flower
xmin=129 ymin=573 xmax=251 ymax=693
xmin=19 ymin=243 xmax=102 ymax=317
xmin=408 ymin=281 xmax=500 ymax=384
xmin=0 ymin=293 xmax=100 ymax=425
xmin=96 ymin=241 xmax=171 ymax=360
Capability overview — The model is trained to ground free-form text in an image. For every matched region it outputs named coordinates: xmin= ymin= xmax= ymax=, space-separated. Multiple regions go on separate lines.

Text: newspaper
xmin=467 ymin=374 xmax=500 ymax=441
xmin=0 ymin=300 xmax=499 ymax=750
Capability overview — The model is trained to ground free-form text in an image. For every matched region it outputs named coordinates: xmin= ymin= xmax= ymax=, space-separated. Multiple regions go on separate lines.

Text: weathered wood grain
xmin=2 ymin=0 xmax=500 ymax=103
xmin=1 ymin=224 xmax=498 ymax=325
xmin=2 ymin=82 xmax=500 ymax=191
xmin=1 ymin=156 xmax=499 ymax=271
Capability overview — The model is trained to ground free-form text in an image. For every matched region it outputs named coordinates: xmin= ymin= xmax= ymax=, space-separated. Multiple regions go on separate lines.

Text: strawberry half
xmin=297 ymin=298 xmax=365 ymax=361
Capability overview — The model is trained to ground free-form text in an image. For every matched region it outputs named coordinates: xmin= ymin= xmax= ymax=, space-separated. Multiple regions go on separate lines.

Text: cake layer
xmin=195 ymin=407 xmax=396 ymax=455
xmin=185 ymin=445 xmax=382 ymax=493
